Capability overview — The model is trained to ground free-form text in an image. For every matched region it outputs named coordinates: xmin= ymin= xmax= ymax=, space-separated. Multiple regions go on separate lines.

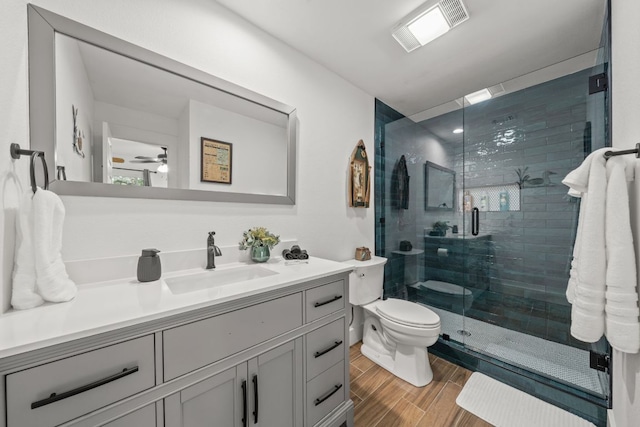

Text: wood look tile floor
xmin=350 ymin=342 xmax=492 ymax=427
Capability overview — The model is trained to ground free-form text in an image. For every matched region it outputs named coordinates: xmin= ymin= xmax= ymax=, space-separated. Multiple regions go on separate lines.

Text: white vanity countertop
xmin=0 ymin=257 xmax=352 ymax=359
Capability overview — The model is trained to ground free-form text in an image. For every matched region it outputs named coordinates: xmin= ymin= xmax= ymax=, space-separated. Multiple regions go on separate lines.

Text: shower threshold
xmin=424 ymin=304 xmax=605 ymax=397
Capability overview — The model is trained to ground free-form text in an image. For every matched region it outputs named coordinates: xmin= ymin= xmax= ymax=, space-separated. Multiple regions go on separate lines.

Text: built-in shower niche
xmin=459 ymin=184 xmax=521 ymax=212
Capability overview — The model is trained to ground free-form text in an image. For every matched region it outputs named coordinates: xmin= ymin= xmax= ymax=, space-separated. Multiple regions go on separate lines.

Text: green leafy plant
xmin=239 ymin=227 xmax=281 ymax=250
xmin=432 ymin=221 xmax=450 ymax=232
xmin=515 ymin=167 xmax=530 ymax=189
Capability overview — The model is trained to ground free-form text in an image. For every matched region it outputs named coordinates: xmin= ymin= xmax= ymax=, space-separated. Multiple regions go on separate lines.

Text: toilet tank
xmin=343 ymin=256 xmax=388 ymax=305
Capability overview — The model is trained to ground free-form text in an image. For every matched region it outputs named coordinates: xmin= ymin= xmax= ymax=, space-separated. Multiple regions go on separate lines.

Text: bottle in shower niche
xmin=479 ymin=192 xmax=488 ymax=211
xmin=463 ymin=191 xmax=473 ymax=212
xmin=499 ymin=190 xmax=510 ymax=211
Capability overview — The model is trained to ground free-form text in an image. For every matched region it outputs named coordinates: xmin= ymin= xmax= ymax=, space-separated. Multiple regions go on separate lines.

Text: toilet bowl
xmin=345 ymin=256 xmax=441 ymax=387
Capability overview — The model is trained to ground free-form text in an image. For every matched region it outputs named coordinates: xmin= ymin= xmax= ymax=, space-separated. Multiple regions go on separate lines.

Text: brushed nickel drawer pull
xmin=314 ymin=384 xmax=342 ymax=406
xmin=31 ymin=366 xmax=139 ymax=410
xmin=314 ymin=340 xmax=343 ymax=358
xmin=314 ymin=295 xmax=342 ymax=308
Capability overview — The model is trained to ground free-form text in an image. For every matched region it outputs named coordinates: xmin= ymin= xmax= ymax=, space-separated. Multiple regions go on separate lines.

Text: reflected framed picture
xmin=201 ymin=137 xmax=232 ymax=184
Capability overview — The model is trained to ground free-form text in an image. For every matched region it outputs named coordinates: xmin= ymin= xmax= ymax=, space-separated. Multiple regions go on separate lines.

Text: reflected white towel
xmin=32 ymin=188 xmax=77 ymax=303
xmin=11 ymin=193 xmax=44 ymax=309
xmin=604 ymin=156 xmax=639 ymax=353
xmin=562 ymin=148 xmax=608 ymax=342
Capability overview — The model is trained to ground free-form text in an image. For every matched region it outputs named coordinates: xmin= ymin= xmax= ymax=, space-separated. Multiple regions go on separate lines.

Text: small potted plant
xmin=239 ymin=227 xmax=281 ymax=263
xmin=430 ymin=221 xmax=450 ymax=237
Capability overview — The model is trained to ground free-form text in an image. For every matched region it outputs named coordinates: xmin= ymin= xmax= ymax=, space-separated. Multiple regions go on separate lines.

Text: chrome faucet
xmin=206 ymin=231 xmax=222 ymax=269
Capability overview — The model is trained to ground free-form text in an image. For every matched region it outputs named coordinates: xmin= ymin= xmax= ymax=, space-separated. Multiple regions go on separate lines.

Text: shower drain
xmin=457 ymin=329 xmax=471 ymax=336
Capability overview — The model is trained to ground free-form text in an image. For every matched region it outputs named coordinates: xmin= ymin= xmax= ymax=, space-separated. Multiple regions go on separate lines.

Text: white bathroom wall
xmin=0 ymin=0 xmax=374 ymax=313
xmin=55 ymin=34 xmax=94 ymax=182
xmin=187 ymin=99 xmax=287 ymax=194
xmin=611 ymin=0 xmax=640 ymax=426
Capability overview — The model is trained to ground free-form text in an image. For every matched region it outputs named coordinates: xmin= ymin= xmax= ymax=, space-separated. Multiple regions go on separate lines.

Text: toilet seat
xmin=376 ymin=298 xmax=440 ymax=328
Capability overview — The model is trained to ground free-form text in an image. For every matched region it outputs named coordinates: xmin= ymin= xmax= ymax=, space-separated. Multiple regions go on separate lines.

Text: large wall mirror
xmin=424 ymin=161 xmax=455 ymax=211
xmin=28 ymin=5 xmax=296 ymax=204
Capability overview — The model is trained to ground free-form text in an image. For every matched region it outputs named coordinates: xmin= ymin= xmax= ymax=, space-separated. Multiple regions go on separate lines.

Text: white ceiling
xmin=215 ymin=0 xmax=606 ymax=117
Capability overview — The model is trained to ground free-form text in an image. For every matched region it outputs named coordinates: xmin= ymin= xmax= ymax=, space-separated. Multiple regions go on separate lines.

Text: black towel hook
xmin=10 ymin=143 xmax=49 ymax=193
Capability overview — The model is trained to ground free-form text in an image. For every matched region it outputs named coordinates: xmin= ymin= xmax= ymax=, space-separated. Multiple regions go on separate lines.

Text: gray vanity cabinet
xmin=103 ymin=404 xmax=157 ymax=427
xmin=165 ymin=365 xmax=241 ymax=427
xmin=164 ymin=338 xmax=303 ymax=427
xmin=0 ymin=272 xmax=352 ymax=427
xmin=248 ymin=339 xmax=303 ymax=427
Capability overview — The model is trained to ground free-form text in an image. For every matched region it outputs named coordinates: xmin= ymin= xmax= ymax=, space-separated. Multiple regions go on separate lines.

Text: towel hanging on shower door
xmin=391 ymin=155 xmax=410 ymax=209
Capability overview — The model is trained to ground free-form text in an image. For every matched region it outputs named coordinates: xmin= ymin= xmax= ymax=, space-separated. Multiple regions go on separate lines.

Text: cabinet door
xmin=165 ymin=365 xmax=247 ymax=427
xmin=248 ymin=338 xmax=303 ymax=427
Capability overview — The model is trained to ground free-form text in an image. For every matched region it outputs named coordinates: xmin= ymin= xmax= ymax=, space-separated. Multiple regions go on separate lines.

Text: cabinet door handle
xmin=314 ymin=384 xmax=343 ymax=406
xmin=314 ymin=295 xmax=343 ymax=308
xmin=314 ymin=340 xmax=343 ymax=358
xmin=252 ymin=374 xmax=259 ymax=424
xmin=472 ymin=207 xmax=480 ymax=236
xmin=241 ymin=380 xmax=247 ymax=427
xmin=30 ymin=366 xmax=139 ymax=410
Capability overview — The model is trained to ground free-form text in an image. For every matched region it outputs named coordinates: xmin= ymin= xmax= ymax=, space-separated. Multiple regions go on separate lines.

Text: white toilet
xmin=345 ymin=256 xmax=441 ymax=387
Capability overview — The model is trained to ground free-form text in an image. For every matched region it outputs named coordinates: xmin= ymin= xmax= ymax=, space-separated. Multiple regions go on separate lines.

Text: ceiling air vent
xmin=392 ymin=0 xmax=469 ymax=53
xmin=440 ymin=0 xmax=469 ymax=28
xmin=392 ymin=25 xmax=422 ymax=53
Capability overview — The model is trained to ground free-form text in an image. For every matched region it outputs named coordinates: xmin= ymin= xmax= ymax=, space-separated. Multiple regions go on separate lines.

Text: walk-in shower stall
xmin=374 ymin=10 xmax=610 ymax=425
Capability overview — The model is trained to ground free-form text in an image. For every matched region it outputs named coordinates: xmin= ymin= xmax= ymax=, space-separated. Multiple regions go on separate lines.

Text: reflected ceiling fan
xmin=128 ymin=147 xmax=169 ymax=173
xmin=130 ymin=147 xmax=168 ymax=164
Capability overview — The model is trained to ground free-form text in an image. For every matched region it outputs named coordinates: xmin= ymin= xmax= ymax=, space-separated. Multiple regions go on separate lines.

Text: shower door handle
xmin=472 ymin=207 xmax=479 ymax=236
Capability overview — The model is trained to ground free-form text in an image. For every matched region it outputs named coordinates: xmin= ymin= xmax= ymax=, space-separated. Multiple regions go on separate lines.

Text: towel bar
xmin=10 ymin=143 xmax=50 ymax=193
xmin=603 ymin=143 xmax=640 ymax=160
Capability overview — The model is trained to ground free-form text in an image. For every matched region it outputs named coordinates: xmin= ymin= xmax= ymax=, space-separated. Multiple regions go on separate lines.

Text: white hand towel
xmin=566 ymin=192 xmax=585 ymax=304
xmin=563 ymin=151 xmax=599 ymax=303
xmin=11 ymin=192 xmax=44 ymax=309
xmin=562 ymin=148 xmax=608 ymax=342
xmin=562 ymin=152 xmax=596 ymax=195
xmin=606 ymin=316 xmax=640 ymax=354
xmin=571 ymin=304 xmax=605 ymax=343
xmin=604 ymin=156 xmax=640 ymax=353
xmin=32 ymin=188 xmax=77 ymax=303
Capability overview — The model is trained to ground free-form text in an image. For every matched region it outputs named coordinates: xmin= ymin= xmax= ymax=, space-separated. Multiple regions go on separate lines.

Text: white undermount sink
xmin=165 ymin=265 xmax=278 ymax=295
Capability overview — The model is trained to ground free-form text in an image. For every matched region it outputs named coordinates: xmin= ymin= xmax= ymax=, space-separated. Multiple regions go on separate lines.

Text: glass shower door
xmin=378 ymin=102 xmax=466 ymax=342
xmin=459 ymin=65 xmax=610 ymax=402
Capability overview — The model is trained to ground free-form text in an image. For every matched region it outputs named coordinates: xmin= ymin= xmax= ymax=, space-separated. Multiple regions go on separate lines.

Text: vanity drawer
xmin=6 ymin=335 xmax=155 ymax=427
xmin=164 ymin=293 xmax=302 ymax=380
xmin=306 ymin=360 xmax=345 ymax=426
xmin=305 ymin=280 xmax=345 ymax=323
xmin=306 ymin=318 xmax=345 ymax=380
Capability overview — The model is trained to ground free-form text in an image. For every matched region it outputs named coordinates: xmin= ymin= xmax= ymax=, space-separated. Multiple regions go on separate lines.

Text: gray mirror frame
xmin=28 ymin=5 xmax=296 ymax=205
xmin=424 ymin=161 xmax=455 ymax=211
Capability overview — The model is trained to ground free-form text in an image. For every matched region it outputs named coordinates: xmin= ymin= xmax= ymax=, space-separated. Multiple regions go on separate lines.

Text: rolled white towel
xmin=32 ymin=188 xmax=77 ymax=303
xmin=11 ymin=192 xmax=44 ymax=309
